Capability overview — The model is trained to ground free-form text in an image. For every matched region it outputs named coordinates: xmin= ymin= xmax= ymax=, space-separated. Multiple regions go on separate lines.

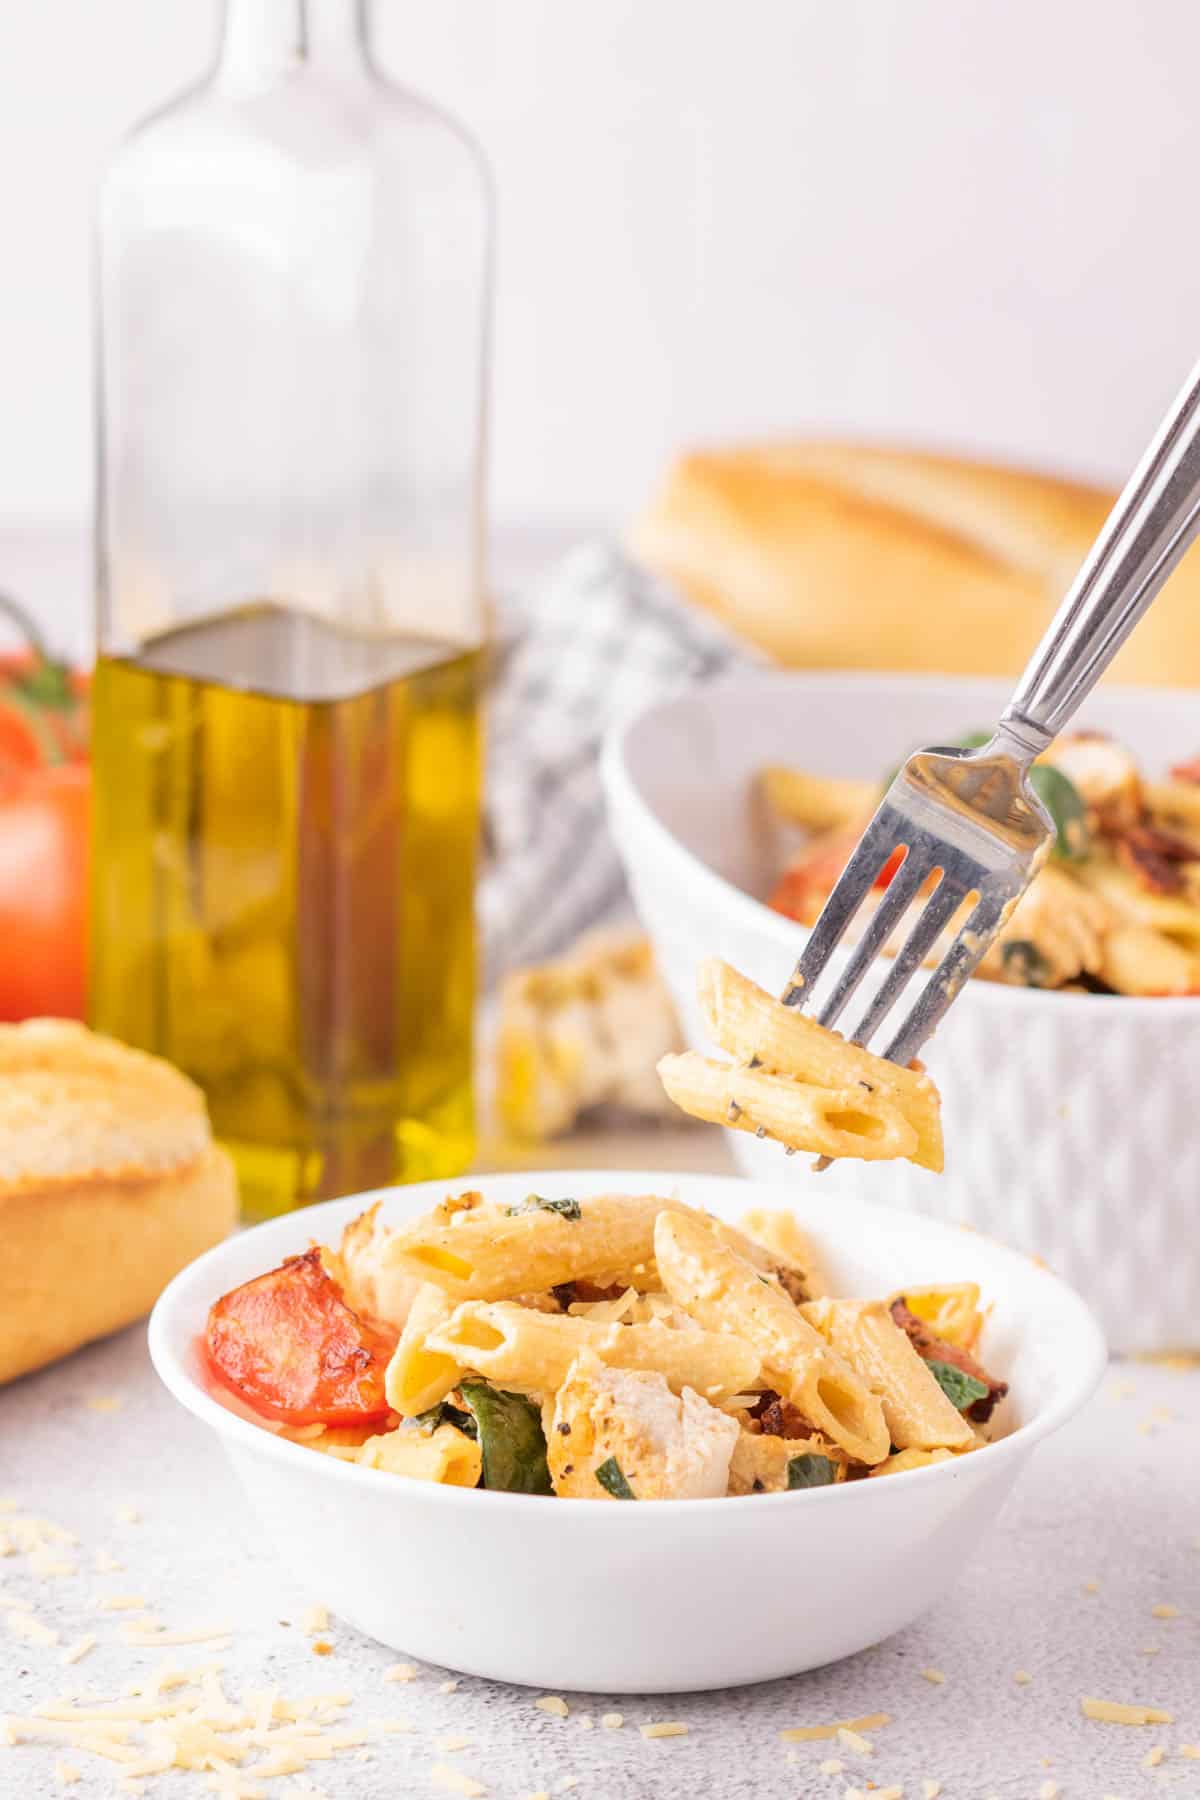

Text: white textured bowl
xmin=149 ymin=1170 xmax=1103 ymax=1692
xmin=602 ymin=671 xmax=1200 ymax=1353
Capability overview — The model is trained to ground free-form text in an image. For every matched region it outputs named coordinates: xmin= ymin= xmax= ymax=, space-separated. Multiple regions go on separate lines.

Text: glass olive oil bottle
xmin=92 ymin=2 xmax=491 ymax=1217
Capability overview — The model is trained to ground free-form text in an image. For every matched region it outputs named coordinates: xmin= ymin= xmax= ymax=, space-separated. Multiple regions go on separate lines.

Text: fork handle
xmin=1002 ymin=355 xmax=1200 ymax=749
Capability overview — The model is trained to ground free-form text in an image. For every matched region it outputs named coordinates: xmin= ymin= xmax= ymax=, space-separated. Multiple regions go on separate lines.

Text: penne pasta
xmin=737 ymin=1208 xmax=827 ymax=1299
xmin=869 ymin=1447 xmax=955 ymax=1478
xmin=1096 ymin=924 xmax=1200 ymax=996
xmin=385 ymin=1283 xmax=463 ymax=1417
xmin=383 ymin=1190 xmax=669 ymax=1302
xmin=696 ymin=959 xmax=943 ymax=1171
xmin=357 ymin=1421 xmax=483 ymax=1487
xmin=653 ymin=1210 xmax=890 ymax=1465
xmin=1074 ymin=855 xmax=1200 ymax=942
xmin=658 ymin=1050 xmax=919 ymax=1164
xmin=801 ymin=1298 xmax=974 ymax=1452
xmin=426 ymin=1300 xmax=761 ymax=1404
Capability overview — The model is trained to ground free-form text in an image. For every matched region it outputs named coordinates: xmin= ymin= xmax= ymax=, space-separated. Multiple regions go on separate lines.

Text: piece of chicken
xmin=979 ymin=864 xmax=1111 ymax=988
xmin=548 ymin=1351 xmax=738 ymax=1500
xmin=1038 ymin=732 xmax=1142 ymax=831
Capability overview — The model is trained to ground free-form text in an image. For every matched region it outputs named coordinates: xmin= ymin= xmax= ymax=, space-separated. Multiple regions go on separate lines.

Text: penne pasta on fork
xmin=657 ymin=958 xmax=943 ymax=1169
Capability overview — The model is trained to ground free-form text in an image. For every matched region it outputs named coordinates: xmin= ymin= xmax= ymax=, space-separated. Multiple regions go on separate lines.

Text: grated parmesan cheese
xmin=1150 ymin=1603 xmax=1180 ymax=1618
xmin=84 ymin=1395 xmax=124 ymax=1414
xmin=53 ymin=1762 xmax=81 ymax=1785
xmin=923 ymin=1784 xmax=942 ymax=1799
xmin=640 ymin=1721 xmax=688 ymax=1739
xmin=439 ymin=1680 xmax=459 ymax=1694
xmin=97 ymin=1594 xmax=148 ymax=1612
xmin=114 ymin=1506 xmax=141 ymax=1524
xmin=60 ymin=1636 xmax=97 ymax=1666
xmin=1180 ymin=1744 xmax=1200 ymax=1759
xmin=383 ymin=1664 xmax=417 ymax=1683
xmin=301 ymin=1605 xmax=328 ymax=1637
xmin=1143 ymin=1746 xmax=1165 ymax=1768
xmin=1081 ymin=1697 xmax=1173 ymax=1726
xmin=535 ymin=1695 xmax=569 ymax=1718
xmin=1014 ymin=1670 xmax=1032 ymax=1685
xmin=94 ymin=1550 xmax=123 ymax=1573
xmin=836 ymin=1726 xmax=874 ymax=1757
xmin=877 ymin=1789 xmax=903 ymax=1800
xmin=437 ymin=1735 xmax=471 ymax=1752
xmin=430 ymin=1765 xmax=487 ymax=1796
xmin=118 ymin=1622 xmax=234 ymax=1646
xmin=600 ymin=1712 xmax=623 ymax=1730
xmin=920 ymin=1666 xmax=945 ymax=1684
xmin=779 ymin=1713 xmax=890 ymax=1743
xmin=1039 ymin=1783 xmax=1058 ymax=1800
xmin=818 ymin=1758 xmax=844 ymax=1775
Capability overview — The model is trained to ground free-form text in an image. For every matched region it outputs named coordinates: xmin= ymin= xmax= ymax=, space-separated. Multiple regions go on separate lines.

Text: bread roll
xmin=0 ymin=1019 xmax=237 ymax=1385
xmin=629 ymin=442 xmax=1200 ymax=684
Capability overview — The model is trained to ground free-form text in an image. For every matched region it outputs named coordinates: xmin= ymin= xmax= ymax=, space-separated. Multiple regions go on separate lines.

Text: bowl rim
xmin=600 ymin=667 xmax=1200 ymax=1022
xmin=149 ymin=1169 xmax=1107 ymax=1519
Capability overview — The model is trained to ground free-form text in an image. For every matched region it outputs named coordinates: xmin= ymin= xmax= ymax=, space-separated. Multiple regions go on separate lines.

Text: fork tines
xmin=781 ymin=799 xmax=1010 ymax=1067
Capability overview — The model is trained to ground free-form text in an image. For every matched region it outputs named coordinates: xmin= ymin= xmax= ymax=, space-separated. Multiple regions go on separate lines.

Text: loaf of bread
xmin=0 ymin=1019 xmax=237 ymax=1385
xmin=629 ymin=441 xmax=1200 ymax=684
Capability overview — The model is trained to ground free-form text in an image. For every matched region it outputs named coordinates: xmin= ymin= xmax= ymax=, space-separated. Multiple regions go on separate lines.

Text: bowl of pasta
xmin=149 ymin=1170 xmax=1104 ymax=1692
xmin=602 ymin=670 xmax=1200 ymax=1352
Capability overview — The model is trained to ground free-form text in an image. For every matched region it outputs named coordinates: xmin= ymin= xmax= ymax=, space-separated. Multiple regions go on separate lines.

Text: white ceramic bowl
xmin=602 ymin=671 xmax=1200 ymax=1354
xmin=149 ymin=1169 xmax=1103 ymax=1693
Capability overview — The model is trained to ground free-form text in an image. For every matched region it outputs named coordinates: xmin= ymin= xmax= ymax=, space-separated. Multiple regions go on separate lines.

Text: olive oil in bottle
xmin=90 ymin=605 xmax=481 ymax=1219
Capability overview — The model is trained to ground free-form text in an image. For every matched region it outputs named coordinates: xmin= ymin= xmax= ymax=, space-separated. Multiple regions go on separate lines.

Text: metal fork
xmin=783 ymin=354 xmax=1200 ymax=1080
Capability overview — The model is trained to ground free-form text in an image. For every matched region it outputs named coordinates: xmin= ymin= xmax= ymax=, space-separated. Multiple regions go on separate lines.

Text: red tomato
xmin=0 ymin=763 xmax=89 ymax=1021
xmin=769 ymin=833 xmax=905 ymax=923
xmin=205 ymin=1249 xmax=398 ymax=1427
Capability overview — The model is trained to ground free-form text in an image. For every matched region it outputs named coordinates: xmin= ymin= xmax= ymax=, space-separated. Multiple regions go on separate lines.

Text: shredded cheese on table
xmin=430 ymin=1765 xmax=487 ymax=1796
xmin=1081 ymin=1696 xmax=1173 ymax=1725
xmin=779 ymin=1712 xmax=890 ymax=1743
xmin=639 ymin=1721 xmax=688 ymax=1739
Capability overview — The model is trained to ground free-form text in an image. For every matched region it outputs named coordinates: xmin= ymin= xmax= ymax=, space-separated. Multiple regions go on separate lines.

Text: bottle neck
xmin=216 ymin=0 xmax=370 ymax=86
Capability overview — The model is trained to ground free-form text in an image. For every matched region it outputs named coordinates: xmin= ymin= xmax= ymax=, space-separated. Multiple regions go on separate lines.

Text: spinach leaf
xmin=459 ymin=1380 xmax=552 ymax=1494
xmin=504 ymin=1195 xmax=582 ymax=1221
xmin=415 ymin=1399 xmax=478 ymax=1439
xmin=926 ymin=1359 xmax=989 ymax=1411
xmin=1000 ymin=939 xmax=1052 ymax=988
xmin=594 ymin=1456 xmax=636 ymax=1499
xmin=1029 ymin=763 xmax=1089 ymax=862
xmin=786 ymin=1452 xmax=837 ymax=1489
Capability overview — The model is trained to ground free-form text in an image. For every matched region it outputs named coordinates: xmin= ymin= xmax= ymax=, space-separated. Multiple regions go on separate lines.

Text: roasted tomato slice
xmin=205 ymin=1248 xmax=398 ymax=1427
xmin=769 ymin=834 xmax=905 ymax=923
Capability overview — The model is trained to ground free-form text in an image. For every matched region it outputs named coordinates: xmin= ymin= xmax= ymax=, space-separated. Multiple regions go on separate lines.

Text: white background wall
xmin=5 ymin=0 xmax=1200 ymax=535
